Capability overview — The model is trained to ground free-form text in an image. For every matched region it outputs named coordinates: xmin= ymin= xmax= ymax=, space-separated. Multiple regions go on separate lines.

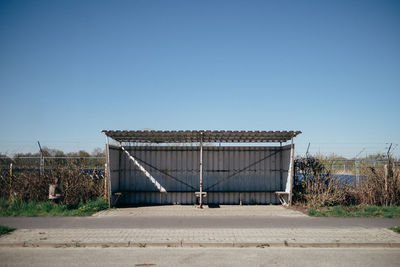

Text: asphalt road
xmin=1 ymin=216 xmax=399 ymax=229
xmin=1 ymin=247 xmax=399 ymax=267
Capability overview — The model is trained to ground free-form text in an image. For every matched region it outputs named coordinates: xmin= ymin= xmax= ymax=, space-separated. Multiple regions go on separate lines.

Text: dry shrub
xmin=5 ymin=172 xmax=53 ymax=202
xmin=294 ymin=156 xmax=349 ymax=207
xmin=51 ymin=167 xmax=104 ymax=207
xmin=0 ymin=169 xmax=12 ymax=199
xmin=294 ymin=156 xmax=400 ymax=208
xmin=354 ymin=163 xmax=400 ymax=206
xmin=0 ymin=166 xmax=104 ymax=207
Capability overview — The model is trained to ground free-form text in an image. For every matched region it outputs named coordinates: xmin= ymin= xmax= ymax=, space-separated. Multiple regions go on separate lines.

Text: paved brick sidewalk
xmin=1 ymin=228 xmax=400 ymax=248
xmin=93 ymin=205 xmax=307 ymax=217
xmin=2 ymin=206 xmax=399 ymax=248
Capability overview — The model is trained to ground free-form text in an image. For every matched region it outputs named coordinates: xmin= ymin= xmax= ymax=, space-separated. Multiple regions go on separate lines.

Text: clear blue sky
xmin=0 ymin=0 xmax=399 ymax=158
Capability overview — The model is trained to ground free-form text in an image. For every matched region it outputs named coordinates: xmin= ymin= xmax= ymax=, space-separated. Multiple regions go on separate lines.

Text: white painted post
xmin=287 ymin=138 xmax=295 ymax=206
xmin=280 ymin=142 xmax=283 ymax=190
xmin=199 ymin=132 xmax=204 ymax=208
xmin=105 ymin=135 xmax=112 ymax=208
xmin=104 ymin=163 xmax=108 ymax=200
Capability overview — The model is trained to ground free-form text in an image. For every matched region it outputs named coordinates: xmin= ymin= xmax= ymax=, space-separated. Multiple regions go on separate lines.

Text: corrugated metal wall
xmin=109 ymin=145 xmax=291 ymax=205
xmin=109 ymin=147 xmax=120 ymax=194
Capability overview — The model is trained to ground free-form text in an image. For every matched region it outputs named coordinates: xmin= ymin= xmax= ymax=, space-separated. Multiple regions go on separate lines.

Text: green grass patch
xmin=0 ymin=198 xmax=108 ymax=217
xmin=0 ymin=225 xmax=15 ymax=236
xmin=307 ymin=205 xmax=400 ymax=218
xmin=390 ymin=225 xmax=400 ymax=233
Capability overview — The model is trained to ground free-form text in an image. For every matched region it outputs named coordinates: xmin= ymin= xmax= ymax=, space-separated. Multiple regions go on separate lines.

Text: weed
xmin=307 ymin=205 xmax=400 ymax=218
xmin=0 ymin=225 xmax=15 ymax=236
xmin=390 ymin=225 xmax=400 ymax=233
xmin=0 ymin=197 xmax=107 ymax=216
xmin=284 ymin=240 xmax=288 ymax=246
xmin=138 ymin=243 xmax=146 ymax=248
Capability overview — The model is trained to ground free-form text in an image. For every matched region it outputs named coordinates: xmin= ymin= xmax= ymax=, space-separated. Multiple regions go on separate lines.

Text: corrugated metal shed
xmin=110 ymin=145 xmax=290 ymax=205
xmin=103 ymin=130 xmax=300 ymax=207
xmin=102 ymin=130 xmax=301 ymax=143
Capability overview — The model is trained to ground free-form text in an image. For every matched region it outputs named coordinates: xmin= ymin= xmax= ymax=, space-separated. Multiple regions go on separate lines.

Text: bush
xmin=355 ymin=163 xmax=400 ymax=206
xmin=294 ymin=156 xmax=349 ymax=207
xmin=51 ymin=167 xmax=105 ymax=207
xmin=294 ymin=155 xmax=400 ymax=208
xmin=0 ymin=165 xmax=105 ymax=207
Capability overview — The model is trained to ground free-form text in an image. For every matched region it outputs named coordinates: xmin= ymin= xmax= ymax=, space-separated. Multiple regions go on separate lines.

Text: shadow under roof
xmin=102 ymin=130 xmax=301 ymax=143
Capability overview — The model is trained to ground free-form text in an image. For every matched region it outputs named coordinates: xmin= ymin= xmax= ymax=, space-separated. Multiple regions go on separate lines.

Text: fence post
xmin=9 ymin=163 xmax=13 ymax=199
xmin=384 ymin=164 xmax=389 ymax=206
xmin=104 ymin=163 xmax=108 ymax=200
xmin=355 ymin=160 xmax=359 ymax=186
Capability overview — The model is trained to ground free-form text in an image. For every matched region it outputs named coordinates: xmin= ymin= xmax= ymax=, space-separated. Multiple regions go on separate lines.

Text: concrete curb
xmin=1 ymin=242 xmax=400 ymax=248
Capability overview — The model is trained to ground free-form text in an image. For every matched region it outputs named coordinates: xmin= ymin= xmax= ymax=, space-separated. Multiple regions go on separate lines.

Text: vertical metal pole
xmin=199 ymin=132 xmax=203 ymax=208
xmin=9 ymin=163 xmax=12 ymax=199
xmin=105 ymin=135 xmax=112 ymax=208
xmin=38 ymin=141 xmax=44 ymax=176
xmin=384 ymin=164 xmax=389 ymax=206
xmin=40 ymin=156 xmax=44 ymax=176
xmin=355 ymin=160 xmax=359 ymax=186
xmin=104 ymin=163 xmax=108 ymax=199
xmin=118 ymin=142 xmax=122 ymax=192
xmin=279 ymin=141 xmax=283 ymax=190
xmin=385 ymin=144 xmax=392 ymax=206
xmin=288 ymin=137 xmax=294 ymax=206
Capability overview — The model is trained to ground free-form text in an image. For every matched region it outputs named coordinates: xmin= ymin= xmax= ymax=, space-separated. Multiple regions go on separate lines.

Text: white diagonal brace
xmin=120 ymin=145 xmax=167 ymax=193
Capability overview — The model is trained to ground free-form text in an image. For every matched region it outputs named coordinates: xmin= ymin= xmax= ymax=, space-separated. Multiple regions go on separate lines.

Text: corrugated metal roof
xmin=102 ymin=130 xmax=301 ymax=143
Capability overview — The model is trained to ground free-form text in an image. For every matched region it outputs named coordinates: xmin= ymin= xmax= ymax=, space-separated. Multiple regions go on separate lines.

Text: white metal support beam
xmin=199 ymin=132 xmax=204 ymax=208
xmin=278 ymin=138 xmax=295 ymax=206
xmin=286 ymin=138 xmax=295 ymax=205
xmin=120 ymin=145 xmax=167 ymax=193
xmin=105 ymin=135 xmax=112 ymax=208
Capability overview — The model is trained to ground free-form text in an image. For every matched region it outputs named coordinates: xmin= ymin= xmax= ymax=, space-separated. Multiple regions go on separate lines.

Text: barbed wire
xmin=0 ymin=157 xmax=105 ymax=159
xmin=0 ymin=141 xmax=399 ymax=158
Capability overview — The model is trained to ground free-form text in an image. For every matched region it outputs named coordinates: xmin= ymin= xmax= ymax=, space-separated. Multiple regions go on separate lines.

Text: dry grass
xmin=355 ymin=163 xmax=400 ymax=206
